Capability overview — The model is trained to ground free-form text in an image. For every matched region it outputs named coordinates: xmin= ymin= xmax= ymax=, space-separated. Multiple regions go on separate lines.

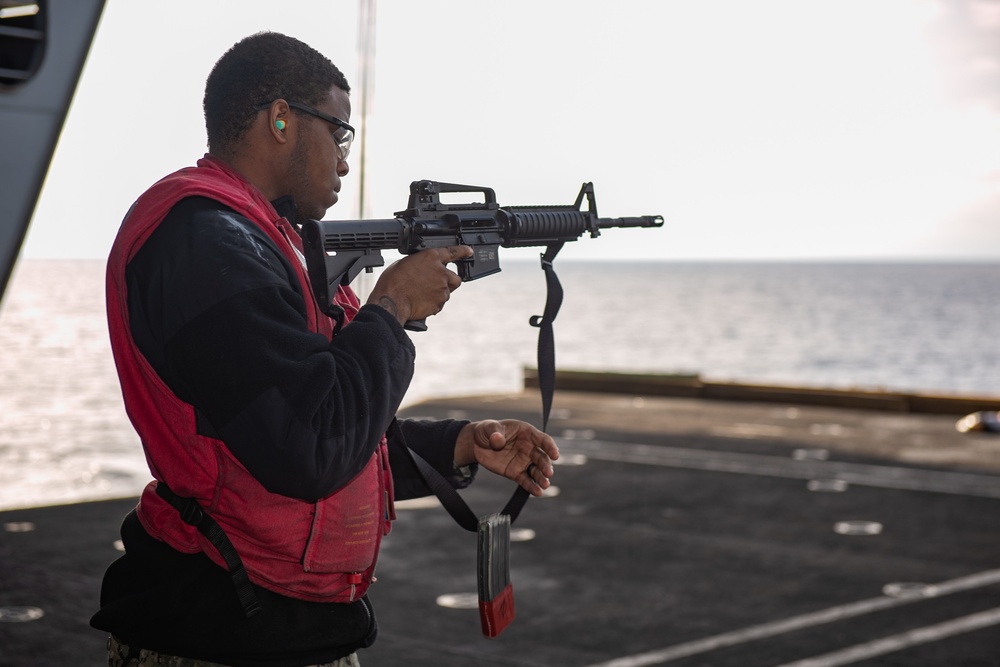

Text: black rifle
xmin=301 ymin=180 xmax=664 ymax=331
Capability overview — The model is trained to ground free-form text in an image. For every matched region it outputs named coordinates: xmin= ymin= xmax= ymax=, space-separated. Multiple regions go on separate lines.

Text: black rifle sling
xmin=388 ymin=419 xmax=478 ymax=532
xmin=155 ymin=481 xmax=263 ymax=618
xmin=506 ymin=241 xmax=565 ymax=518
xmin=528 ymin=242 xmax=565 ymax=434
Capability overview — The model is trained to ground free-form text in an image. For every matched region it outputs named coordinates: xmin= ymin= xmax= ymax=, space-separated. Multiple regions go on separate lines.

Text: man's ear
xmin=263 ymin=99 xmax=291 ymax=144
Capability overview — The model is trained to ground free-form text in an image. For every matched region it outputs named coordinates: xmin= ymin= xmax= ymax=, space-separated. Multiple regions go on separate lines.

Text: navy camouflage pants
xmin=107 ymin=635 xmax=361 ymax=667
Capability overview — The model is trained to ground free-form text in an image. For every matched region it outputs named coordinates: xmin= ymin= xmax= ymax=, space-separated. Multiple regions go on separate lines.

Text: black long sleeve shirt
xmin=91 ymin=196 xmax=473 ymax=665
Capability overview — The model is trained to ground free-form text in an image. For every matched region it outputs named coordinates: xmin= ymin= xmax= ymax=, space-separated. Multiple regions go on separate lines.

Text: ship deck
xmin=2 ymin=389 xmax=1000 ymax=666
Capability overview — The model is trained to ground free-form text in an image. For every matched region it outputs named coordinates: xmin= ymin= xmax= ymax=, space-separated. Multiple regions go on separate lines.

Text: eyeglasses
xmin=256 ymin=101 xmax=355 ymax=160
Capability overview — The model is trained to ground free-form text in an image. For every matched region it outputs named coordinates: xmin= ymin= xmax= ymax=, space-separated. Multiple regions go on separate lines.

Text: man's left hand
xmin=455 ymin=420 xmax=560 ymax=496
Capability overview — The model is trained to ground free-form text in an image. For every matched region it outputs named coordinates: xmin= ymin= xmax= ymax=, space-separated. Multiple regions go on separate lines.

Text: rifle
xmin=301 ymin=180 xmax=664 ymax=332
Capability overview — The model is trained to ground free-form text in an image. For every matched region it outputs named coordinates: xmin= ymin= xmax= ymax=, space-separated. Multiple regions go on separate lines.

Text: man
xmin=92 ymin=31 xmax=558 ymax=666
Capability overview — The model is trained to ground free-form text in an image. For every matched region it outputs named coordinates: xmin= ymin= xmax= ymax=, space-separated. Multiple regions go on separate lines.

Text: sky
xmin=19 ymin=0 xmax=1000 ymax=262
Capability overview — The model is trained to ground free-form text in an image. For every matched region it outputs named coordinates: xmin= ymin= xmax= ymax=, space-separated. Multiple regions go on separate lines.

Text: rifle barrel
xmin=597 ymin=215 xmax=665 ymax=229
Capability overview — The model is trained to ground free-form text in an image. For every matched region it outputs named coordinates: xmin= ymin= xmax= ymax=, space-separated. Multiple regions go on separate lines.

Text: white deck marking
xmin=558 ymin=439 xmax=1000 ymax=498
xmin=568 ymin=438 xmax=1000 ymax=666
xmin=775 ymin=606 xmax=1000 ymax=667
xmin=578 ymin=568 xmax=1000 ymax=666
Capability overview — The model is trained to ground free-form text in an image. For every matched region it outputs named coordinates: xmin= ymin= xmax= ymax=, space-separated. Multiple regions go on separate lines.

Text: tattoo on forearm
xmin=377 ymin=296 xmax=399 ymax=319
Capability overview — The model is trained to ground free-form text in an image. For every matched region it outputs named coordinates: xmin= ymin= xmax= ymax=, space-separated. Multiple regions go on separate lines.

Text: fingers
xmin=412 ymin=245 xmax=470 ymax=294
xmin=368 ymin=245 xmax=473 ymax=324
xmin=535 ymin=429 xmax=560 ymax=462
xmin=515 ymin=441 xmax=556 ymax=480
xmin=492 ymin=421 xmax=558 ymax=496
xmin=436 ymin=245 xmax=472 ymax=291
xmin=440 ymin=244 xmax=474 ymax=262
xmin=523 ymin=462 xmax=543 ymax=496
xmin=502 ymin=421 xmax=560 ymax=467
xmin=521 ymin=458 xmax=552 ymax=497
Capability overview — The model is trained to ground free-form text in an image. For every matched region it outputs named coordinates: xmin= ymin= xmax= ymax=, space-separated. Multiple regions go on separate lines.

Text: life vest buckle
xmin=181 ymin=502 xmax=205 ymax=526
xmin=177 ymin=498 xmax=205 ymax=526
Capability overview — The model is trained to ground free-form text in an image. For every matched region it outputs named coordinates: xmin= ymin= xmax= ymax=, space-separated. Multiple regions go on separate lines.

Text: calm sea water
xmin=2 ymin=258 xmax=998 ymax=510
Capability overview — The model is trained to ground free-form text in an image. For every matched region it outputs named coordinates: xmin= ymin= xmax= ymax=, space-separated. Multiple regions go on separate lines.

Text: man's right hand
xmin=366 ymin=245 xmax=474 ymax=326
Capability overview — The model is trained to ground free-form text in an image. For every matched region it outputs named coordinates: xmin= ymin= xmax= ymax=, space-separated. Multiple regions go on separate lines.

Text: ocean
xmin=1 ymin=258 xmax=998 ymax=511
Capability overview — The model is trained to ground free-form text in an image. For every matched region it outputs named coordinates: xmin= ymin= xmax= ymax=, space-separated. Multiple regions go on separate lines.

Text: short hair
xmin=203 ymin=32 xmax=350 ymax=155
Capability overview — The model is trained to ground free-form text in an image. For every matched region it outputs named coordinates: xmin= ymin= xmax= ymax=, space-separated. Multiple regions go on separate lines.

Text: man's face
xmin=287 ymin=86 xmax=352 ymax=221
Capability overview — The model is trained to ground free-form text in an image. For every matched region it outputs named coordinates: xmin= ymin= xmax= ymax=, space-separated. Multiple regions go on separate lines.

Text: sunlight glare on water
xmin=1 ymin=258 xmax=998 ymax=510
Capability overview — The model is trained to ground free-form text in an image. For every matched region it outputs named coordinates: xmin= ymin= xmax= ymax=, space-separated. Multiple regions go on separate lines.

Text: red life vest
xmin=106 ymin=154 xmax=394 ymax=603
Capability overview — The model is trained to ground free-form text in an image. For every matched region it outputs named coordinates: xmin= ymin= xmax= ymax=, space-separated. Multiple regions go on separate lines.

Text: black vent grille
xmin=0 ymin=2 xmax=46 ymax=87
xmin=324 ymin=231 xmax=399 ymax=251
